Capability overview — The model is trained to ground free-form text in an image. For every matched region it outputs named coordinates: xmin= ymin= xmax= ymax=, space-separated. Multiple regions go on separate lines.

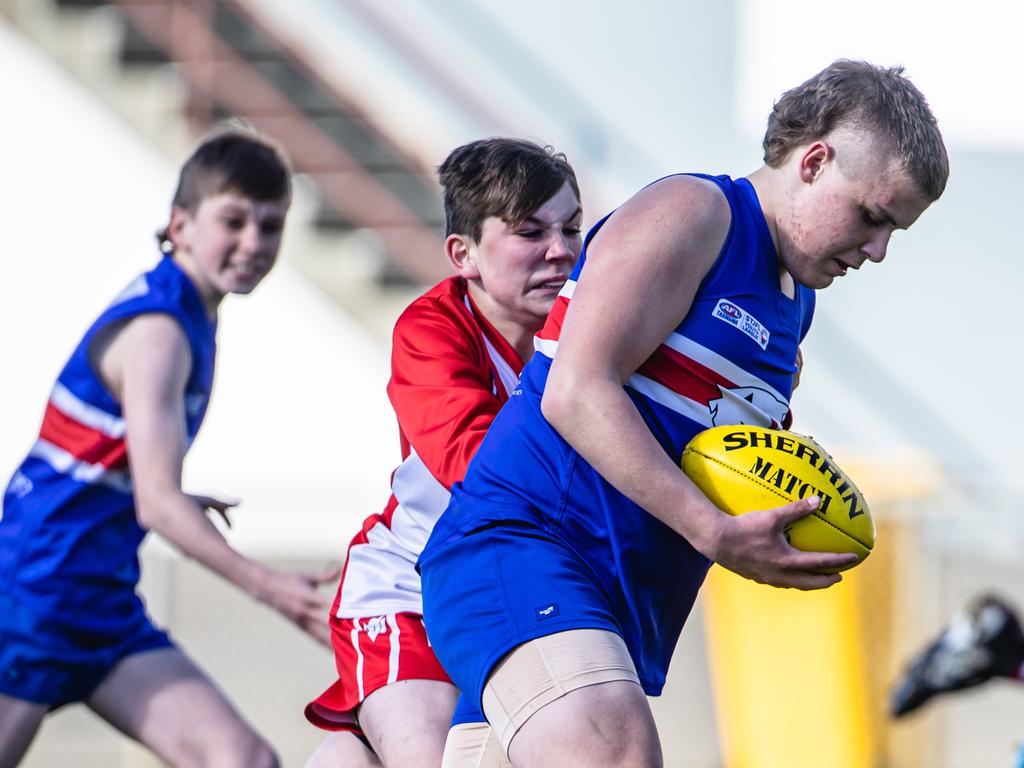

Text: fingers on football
xmin=776 ymin=569 xmax=843 ymax=591
xmin=786 ymin=547 xmax=859 ymax=573
xmin=771 ymin=496 xmax=820 ymax=526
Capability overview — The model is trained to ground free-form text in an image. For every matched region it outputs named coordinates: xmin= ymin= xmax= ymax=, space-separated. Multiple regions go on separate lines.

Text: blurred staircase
xmin=1 ymin=0 xmax=446 ymax=335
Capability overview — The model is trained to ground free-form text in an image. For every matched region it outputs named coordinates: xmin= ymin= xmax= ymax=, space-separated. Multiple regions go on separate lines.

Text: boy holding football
xmin=303 ymin=138 xmax=583 ymax=767
xmin=418 ymin=60 xmax=949 ymax=767
xmin=0 ymin=130 xmax=335 ymax=768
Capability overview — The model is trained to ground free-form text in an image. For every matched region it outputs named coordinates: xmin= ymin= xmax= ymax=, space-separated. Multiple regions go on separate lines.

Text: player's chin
xmin=525 ymin=290 xmax=560 ymax=313
xmin=227 ymin=274 xmax=267 ymax=294
xmin=799 ymin=269 xmax=835 ymax=290
xmin=814 ymin=273 xmax=836 ymax=289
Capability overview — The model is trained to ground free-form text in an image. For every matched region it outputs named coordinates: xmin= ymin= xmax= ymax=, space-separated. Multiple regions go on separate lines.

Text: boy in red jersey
xmin=304 ymin=138 xmax=583 ymax=767
xmin=0 ymin=131 xmax=336 ymax=768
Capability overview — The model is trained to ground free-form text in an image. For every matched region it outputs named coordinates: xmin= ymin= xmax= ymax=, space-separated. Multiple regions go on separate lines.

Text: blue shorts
xmin=419 ymin=521 xmax=621 ymax=714
xmin=0 ymin=592 xmax=173 ymax=709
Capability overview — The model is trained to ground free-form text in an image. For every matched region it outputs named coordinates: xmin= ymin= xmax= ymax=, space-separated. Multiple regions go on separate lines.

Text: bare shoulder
xmin=95 ymin=313 xmax=192 ymax=400
xmin=112 ymin=313 xmax=190 ymax=356
xmin=626 ymin=174 xmax=729 ymax=233
xmin=589 ymin=175 xmax=731 ymax=270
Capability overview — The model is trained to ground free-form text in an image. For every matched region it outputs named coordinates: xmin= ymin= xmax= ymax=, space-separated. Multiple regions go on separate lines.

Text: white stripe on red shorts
xmin=305 ymin=612 xmax=451 ymax=733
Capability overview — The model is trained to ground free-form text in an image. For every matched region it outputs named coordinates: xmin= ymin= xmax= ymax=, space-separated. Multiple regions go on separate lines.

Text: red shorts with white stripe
xmin=305 ymin=612 xmax=452 ymax=733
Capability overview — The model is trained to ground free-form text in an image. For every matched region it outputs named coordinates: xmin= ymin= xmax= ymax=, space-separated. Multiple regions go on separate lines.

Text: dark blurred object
xmin=890 ymin=594 xmax=1024 ymax=717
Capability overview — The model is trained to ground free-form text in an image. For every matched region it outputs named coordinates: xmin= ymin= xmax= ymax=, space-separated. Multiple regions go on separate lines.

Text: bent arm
xmin=108 ymin=315 xmax=334 ymax=641
xmin=543 ymin=177 xmax=730 ymax=553
xmin=542 ymin=177 xmax=851 ymax=588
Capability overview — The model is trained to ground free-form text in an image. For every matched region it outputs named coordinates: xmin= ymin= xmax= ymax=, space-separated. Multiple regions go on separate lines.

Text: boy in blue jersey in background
xmin=419 ymin=60 xmax=950 ymax=767
xmin=0 ymin=130 xmax=336 ymax=768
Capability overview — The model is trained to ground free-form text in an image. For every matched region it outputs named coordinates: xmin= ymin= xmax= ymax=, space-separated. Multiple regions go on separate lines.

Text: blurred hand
xmin=792 ymin=346 xmax=804 ymax=391
xmin=257 ymin=565 xmax=342 ymax=646
xmin=189 ymin=493 xmax=240 ymax=528
xmin=704 ymin=496 xmax=857 ymax=590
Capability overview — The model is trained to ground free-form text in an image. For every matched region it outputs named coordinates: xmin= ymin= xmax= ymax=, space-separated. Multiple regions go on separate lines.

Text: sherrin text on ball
xmin=682 ymin=425 xmax=874 ymax=572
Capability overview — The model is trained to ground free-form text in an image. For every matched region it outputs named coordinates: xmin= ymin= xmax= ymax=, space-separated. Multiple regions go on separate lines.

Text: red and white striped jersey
xmin=333 ymin=277 xmax=523 ymax=618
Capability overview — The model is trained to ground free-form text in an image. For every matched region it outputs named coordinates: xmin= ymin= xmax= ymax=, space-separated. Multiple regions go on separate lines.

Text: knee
xmin=224 ymin=735 xmax=279 ymax=768
xmin=170 ymin=727 xmax=278 ymax=768
xmin=208 ymin=731 xmax=279 ymax=768
xmin=507 ymin=684 xmax=662 ymax=768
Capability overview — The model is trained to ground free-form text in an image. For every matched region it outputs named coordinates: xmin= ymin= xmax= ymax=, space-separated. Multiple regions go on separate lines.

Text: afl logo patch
xmin=718 ymin=301 xmax=743 ymax=320
xmin=712 ymin=299 xmax=770 ymax=350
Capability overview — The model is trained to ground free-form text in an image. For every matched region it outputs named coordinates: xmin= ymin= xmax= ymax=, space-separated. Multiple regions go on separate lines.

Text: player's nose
xmin=546 ymin=232 xmax=575 ymax=262
xmin=860 ymin=230 xmax=891 ymax=264
xmin=238 ymin=222 xmax=265 ymax=253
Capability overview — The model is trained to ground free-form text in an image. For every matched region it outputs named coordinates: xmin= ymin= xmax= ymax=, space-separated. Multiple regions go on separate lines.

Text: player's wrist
xmin=676 ymin=496 xmax=731 ymax=562
xmin=242 ymin=560 xmax=275 ymax=604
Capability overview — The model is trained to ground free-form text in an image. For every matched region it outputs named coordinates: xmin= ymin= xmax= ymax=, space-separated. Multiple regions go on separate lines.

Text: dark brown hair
xmin=158 ymin=129 xmax=290 ymax=249
xmin=763 ymin=60 xmax=948 ymax=200
xmin=438 ymin=138 xmax=580 ymax=240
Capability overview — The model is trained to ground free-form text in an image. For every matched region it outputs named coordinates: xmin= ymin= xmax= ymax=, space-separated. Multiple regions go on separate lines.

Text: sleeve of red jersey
xmin=387 ymin=298 xmax=501 ymax=491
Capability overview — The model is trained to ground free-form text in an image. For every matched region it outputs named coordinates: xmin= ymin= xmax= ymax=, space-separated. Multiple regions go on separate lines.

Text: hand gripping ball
xmin=682 ymin=425 xmax=874 ymax=572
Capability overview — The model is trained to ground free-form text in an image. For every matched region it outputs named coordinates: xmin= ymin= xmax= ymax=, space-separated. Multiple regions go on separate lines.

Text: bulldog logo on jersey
xmin=712 ymin=300 xmax=771 ymax=350
xmin=709 ymin=384 xmax=786 ymax=427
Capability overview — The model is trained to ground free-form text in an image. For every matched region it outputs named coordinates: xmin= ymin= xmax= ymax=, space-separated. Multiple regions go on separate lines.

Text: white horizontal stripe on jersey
xmin=662 ymin=332 xmax=787 ymax=404
xmin=533 ymin=336 xmax=559 ymax=358
xmin=625 ymin=373 xmax=716 ymax=429
xmin=50 ymin=382 xmax=126 ymax=438
xmin=625 ymin=372 xmax=780 ymax=429
xmin=28 ymin=439 xmax=132 ymax=494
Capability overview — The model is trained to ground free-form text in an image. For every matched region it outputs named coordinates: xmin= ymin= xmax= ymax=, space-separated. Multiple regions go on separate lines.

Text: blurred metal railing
xmin=114 ymin=0 xmax=450 ymax=285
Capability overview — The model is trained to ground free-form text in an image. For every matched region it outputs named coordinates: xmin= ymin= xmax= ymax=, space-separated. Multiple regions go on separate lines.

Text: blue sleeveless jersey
xmin=421 ymin=175 xmax=815 ymax=693
xmin=0 ymin=256 xmax=215 ymax=633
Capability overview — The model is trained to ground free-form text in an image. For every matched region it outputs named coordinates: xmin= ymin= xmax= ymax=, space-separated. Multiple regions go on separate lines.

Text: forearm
xmin=137 ymin=492 xmax=268 ymax=599
xmin=543 ymin=376 xmax=726 ymax=557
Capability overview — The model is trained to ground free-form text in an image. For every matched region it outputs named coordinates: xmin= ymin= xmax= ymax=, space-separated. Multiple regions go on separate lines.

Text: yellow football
xmin=681 ymin=425 xmax=874 ymax=572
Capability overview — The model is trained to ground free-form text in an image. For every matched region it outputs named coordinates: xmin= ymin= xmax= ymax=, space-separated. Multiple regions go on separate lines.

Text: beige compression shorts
xmin=442 ymin=628 xmax=641 ymax=766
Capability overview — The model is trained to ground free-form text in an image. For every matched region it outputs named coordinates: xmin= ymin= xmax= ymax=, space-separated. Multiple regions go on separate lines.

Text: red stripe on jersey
xmin=636 ymin=343 xmax=739 ymax=404
xmin=39 ymin=402 xmax=128 ymax=469
xmin=536 ymin=295 xmax=570 ymax=342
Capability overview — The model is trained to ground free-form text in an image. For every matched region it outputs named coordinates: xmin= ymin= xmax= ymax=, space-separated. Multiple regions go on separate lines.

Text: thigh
xmin=306 ymin=612 xmax=452 ymax=735
xmin=86 ymin=646 xmax=276 ymax=768
xmin=305 ymin=732 xmax=382 ymax=768
xmin=507 ymin=680 xmax=660 ymax=768
xmin=420 ymin=523 xmax=621 ymax=713
xmin=0 ymin=693 xmax=46 ymax=768
xmin=358 ymin=678 xmax=458 ymax=767
xmin=483 ymin=629 xmax=658 ymax=768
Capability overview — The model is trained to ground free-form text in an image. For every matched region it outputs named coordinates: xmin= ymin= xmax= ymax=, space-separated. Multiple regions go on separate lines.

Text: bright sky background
xmin=735 ymin=0 xmax=1024 ymax=152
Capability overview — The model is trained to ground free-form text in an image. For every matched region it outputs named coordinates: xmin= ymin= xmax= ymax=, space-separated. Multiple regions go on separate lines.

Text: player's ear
xmin=445 ymin=233 xmax=480 ymax=279
xmin=166 ymin=205 xmax=192 ymax=252
xmin=798 ymin=141 xmax=832 ymax=184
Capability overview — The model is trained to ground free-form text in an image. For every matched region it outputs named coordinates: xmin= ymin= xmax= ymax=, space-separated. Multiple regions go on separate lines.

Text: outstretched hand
xmin=706 ymin=496 xmax=858 ymax=590
xmin=257 ymin=565 xmax=342 ymax=646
